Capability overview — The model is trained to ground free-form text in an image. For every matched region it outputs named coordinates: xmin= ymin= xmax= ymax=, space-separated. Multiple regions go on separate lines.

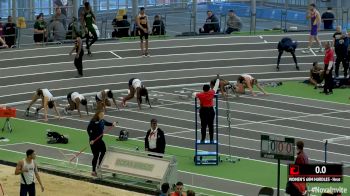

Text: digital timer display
xmin=288 ymin=164 xmax=343 ymax=183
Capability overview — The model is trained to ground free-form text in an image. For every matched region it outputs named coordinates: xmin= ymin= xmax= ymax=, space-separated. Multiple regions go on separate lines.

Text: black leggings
xmin=277 ymin=50 xmax=298 ymax=67
xmin=199 ymin=107 xmax=215 ymax=141
xmin=335 ymin=53 xmax=348 ymax=77
xmin=86 ymin=26 xmax=98 ymax=49
xmin=74 ymin=50 xmax=84 ymax=75
xmin=323 ymin=67 xmax=333 ymax=93
xmin=20 ymin=183 xmax=35 ymax=196
xmin=90 ymin=140 xmax=106 ymax=172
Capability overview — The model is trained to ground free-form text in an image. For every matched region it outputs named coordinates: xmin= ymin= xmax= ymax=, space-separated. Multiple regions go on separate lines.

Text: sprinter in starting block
xmin=25 ymin=88 xmax=61 ymax=121
xmin=235 ymin=74 xmax=268 ymax=97
xmin=210 ymin=76 xmax=237 ymax=97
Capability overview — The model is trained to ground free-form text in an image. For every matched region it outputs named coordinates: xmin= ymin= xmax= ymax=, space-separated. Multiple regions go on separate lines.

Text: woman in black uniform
xmin=136 ymin=7 xmax=149 ymax=57
xmin=69 ymin=33 xmax=84 ymax=77
xmin=87 ymin=111 xmax=117 ymax=176
xmin=276 ymin=37 xmax=299 ymax=71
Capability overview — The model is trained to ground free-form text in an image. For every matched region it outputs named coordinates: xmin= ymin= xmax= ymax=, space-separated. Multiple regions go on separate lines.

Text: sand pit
xmin=0 ymin=164 xmax=146 ymax=196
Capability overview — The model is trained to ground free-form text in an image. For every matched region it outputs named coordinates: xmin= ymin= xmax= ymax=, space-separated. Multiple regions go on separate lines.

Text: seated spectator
xmin=33 ymin=13 xmax=47 ymax=44
xmin=170 ymin=181 xmax=186 ymax=196
xmin=48 ymin=7 xmax=66 ymax=42
xmin=66 ymin=17 xmax=78 ymax=40
xmin=152 ymin=15 xmax=165 ymax=35
xmin=225 ymin=10 xmax=242 ymax=34
xmin=321 ymin=7 xmax=335 ymax=30
xmin=199 ymin=11 xmax=220 ymax=34
xmin=160 ymin=182 xmax=170 ymax=196
xmin=187 ymin=190 xmax=195 ymax=196
xmin=112 ymin=15 xmax=122 ymax=38
xmin=145 ymin=119 xmax=166 ymax=157
xmin=4 ymin=16 xmax=16 ymax=47
xmin=0 ymin=36 xmax=9 ymax=49
xmin=112 ymin=15 xmax=130 ymax=38
xmin=309 ymin=61 xmax=324 ymax=89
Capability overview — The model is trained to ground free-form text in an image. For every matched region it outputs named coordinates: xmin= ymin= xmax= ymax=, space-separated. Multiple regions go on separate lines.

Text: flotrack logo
xmin=309 ymin=186 xmax=347 ymax=194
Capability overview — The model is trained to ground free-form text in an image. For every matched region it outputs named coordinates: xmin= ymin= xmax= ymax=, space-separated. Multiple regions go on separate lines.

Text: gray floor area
xmin=0 ymin=32 xmax=349 ymax=196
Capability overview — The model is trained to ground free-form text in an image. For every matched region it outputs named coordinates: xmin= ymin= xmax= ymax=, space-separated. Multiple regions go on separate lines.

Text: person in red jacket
xmin=287 ymin=141 xmax=309 ymax=196
xmin=195 ymin=76 xmax=219 ymax=143
xmin=322 ymin=41 xmax=334 ymax=95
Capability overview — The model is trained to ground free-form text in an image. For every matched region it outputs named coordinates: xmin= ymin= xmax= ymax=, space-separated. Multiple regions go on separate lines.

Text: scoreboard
xmin=288 ymin=164 xmax=343 ymax=183
xmin=260 ymin=135 xmax=295 ymax=161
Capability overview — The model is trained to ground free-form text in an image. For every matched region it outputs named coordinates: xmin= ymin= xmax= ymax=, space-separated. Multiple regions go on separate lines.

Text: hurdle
xmin=323 ymin=136 xmax=350 ymax=167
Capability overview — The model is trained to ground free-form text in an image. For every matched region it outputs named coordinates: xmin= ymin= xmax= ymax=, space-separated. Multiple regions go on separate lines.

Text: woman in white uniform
xmin=236 ymin=74 xmax=268 ymax=96
xmin=25 ymin=88 xmax=61 ymax=121
xmin=95 ymin=89 xmax=118 ymax=112
xmin=65 ymin=92 xmax=88 ymax=118
xmin=121 ymin=78 xmax=150 ymax=110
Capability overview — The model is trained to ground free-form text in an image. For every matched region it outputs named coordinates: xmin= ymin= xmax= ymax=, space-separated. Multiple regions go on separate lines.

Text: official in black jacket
xmin=87 ymin=111 xmax=117 ymax=176
xmin=277 ymin=37 xmax=299 ymax=71
xmin=145 ymin=119 xmax=166 ymax=155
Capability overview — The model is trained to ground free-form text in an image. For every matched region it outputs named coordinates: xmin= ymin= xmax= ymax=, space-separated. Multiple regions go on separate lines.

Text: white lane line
xmin=154 ymin=90 xmax=350 ymax=128
xmin=0 ymin=60 xmax=310 ymax=80
xmin=310 ymin=48 xmax=317 ymax=56
xmin=153 ymin=90 xmax=310 ymax=115
xmin=12 ymin=115 xmax=349 ymax=169
xmin=267 ymin=92 xmax=350 ymax=106
xmin=3 ymin=77 xmax=309 ymax=106
xmin=0 ymin=68 xmax=307 ymax=91
xmin=185 ymin=87 xmax=343 ymax=112
xmin=324 ymin=136 xmax=350 ymax=143
xmin=144 ymin=93 xmax=350 ymax=139
xmin=0 ymin=35 xmax=333 ymax=55
xmin=109 ymin=51 xmax=122 ymax=59
xmin=0 ymin=42 xmax=275 ymax=61
xmin=153 ymin=99 xmax=350 ymax=140
xmin=0 ymin=51 xmax=320 ymax=72
xmin=258 ymin=35 xmax=263 ymax=39
xmin=242 ymin=94 xmax=344 ymax=112
xmin=105 ymin=115 xmax=350 ymax=159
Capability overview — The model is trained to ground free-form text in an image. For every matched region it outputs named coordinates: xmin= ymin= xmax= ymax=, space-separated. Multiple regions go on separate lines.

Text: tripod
xmin=2 ymin=118 xmax=13 ymax=133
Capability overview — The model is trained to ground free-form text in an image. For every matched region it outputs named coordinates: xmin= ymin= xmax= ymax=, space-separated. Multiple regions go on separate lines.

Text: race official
xmin=195 ymin=76 xmax=219 ymax=143
xmin=322 ymin=41 xmax=334 ymax=95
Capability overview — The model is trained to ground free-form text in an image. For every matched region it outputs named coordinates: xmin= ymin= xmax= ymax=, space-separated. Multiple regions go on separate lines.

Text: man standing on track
xmin=136 ymin=7 xmax=150 ymax=57
xmin=15 ymin=149 xmax=44 ymax=196
xmin=303 ymin=3 xmax=323 ymax=54
xmin=195 ymin=75 xmax=219 ymax=143
xmin=322 ymin=41 xmax=334 ymax=95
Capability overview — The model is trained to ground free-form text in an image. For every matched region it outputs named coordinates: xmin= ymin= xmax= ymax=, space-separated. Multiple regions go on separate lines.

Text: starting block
xmin=24 ymin=107 xmax=40 ymax=118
